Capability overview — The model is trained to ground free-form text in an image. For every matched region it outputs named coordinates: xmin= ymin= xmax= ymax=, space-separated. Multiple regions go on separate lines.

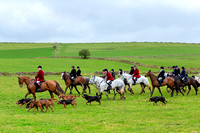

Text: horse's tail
xmin=119 ymin=83 xmax=126 ymax=94
xmin=54 ymin=81 xmax=65 ymax=94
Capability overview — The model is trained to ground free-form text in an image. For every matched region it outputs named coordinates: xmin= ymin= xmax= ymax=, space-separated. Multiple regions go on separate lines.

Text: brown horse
xmin=145 ymin=70 xmax=175 ymax=97
xmin=18 ymin=76 xmax=65 ymax=101
xmin=61 ymin=72 xmax=88 ymax=95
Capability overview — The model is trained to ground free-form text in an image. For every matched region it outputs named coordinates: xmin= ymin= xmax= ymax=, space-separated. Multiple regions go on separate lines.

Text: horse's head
xmin=61 ymin=72 xmax=65 ymax=80
xmin=89 ymin=75 xmax=95 ymax=85
xmin=145 ymin=70 xmax=151 ymax=77
xmin=118 ymin=69 xmax=123 ymax=77
xmin=17 ymin=76 xmax=23 ymax=87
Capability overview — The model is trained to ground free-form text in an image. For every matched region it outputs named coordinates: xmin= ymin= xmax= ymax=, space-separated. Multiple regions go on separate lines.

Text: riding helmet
xmin=103 ymin=69 xmax=108 ymax=71
xmin=160 ymin=66 xmax=164 ymax=69
xmin=38 ymin=65 xmax=42 ymax=68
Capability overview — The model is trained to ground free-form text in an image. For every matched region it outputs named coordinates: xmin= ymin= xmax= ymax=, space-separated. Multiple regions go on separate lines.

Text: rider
xmin=174 ymin=65 xmax=180 ymax=77
xmin=132 ymin=65 xmax=140 ymax=85
xmin=34 ymin=65 xmax=44 ymax=91
xmin=157 ymin=66 xmax=165 ymax=87
xmin=129 ymin=66 xmax=134 ymax=75
xmin=70 ymin=66 xmax=77 ymax=82
xmin=76 ymin=66 xmax=82 ymax=76
xmin=111 ymin=69 xmax=115 ymax=79
xmin=171 ymin=66 xmax=176 ymax=75
xmin=103 ymin=69 xmax=114 ymax=92
xmin=180 ymin=67 xmax=187 ymax=86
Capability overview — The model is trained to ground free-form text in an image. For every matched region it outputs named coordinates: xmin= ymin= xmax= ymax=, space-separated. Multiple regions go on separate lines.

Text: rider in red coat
xmin=103 ymin=69 xmax=113 ymax=92
xmin=34 ymin=66 xmax=44 ymax=91
xmin=132 ymin=65 xmax=140 ymax=84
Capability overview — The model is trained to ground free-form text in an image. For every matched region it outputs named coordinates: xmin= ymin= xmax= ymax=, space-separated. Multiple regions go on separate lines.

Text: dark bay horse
xmin=18 ymin=76 xmax=65 ymax=101
xmin=167 ymin=75 xmax=198 ymax=96
xmin=166 ymin=75 xmax=185 ymax=96
xmin=145 ymin=70 xmax=175 ymax=97
xmin=183 ymin=77 xmax=198 ymax=95
xmin=61 ymin=72 xmax=90 ymax=95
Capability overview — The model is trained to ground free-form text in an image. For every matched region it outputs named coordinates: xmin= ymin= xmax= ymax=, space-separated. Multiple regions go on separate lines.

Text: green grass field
xmin=0 ymin=42 xmax=200 ymax=132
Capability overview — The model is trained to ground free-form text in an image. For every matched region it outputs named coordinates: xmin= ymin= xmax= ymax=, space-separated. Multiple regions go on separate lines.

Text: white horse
xmin=89 ymin=75 xmax=126 ymax=100
xmin=118 ymin=69 xmax=151 ymax=95
xmin=194 ymin=73 xmax=200 ymax=84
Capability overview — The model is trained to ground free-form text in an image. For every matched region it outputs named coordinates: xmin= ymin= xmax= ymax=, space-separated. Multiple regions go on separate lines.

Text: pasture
xmin=0 ymin=42 xmax=200 ymax=132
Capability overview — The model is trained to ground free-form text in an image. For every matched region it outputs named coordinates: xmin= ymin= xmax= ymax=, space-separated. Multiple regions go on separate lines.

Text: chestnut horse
xmin=145 ymin=70 xmax=175 ymax=97
xmin=18 ymin=76 xmax=65 ymax=101
xmin=61 ymin=72 xmax=88 ymax=95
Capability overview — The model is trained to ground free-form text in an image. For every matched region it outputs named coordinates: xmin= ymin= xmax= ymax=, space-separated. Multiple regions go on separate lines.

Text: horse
xmin=145 ymin=70 xmax=175 ymax=97
xmin=182 ymin=77 xmax=199 ymax=95
xmin=17 ymin=76 xmax=65 ymax=101
xmin=89 ymin=75 xmax=126 ymax=100
xmin=61 ymin=72 xmax=89 ymax=95
xmin=166 ymin=75 xmax=185 ymax=96
xmin=118 ymin=69 xmax=151 ymax=95
xmin=167 ymin=73 xmax=198 ymax=96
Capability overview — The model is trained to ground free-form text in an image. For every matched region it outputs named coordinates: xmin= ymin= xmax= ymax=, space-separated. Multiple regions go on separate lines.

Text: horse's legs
xmin=25 ymin=91 xmax=31 ymax=99
xmin=179 ymin=87 xmax=185 ymax=96
xmin=166 ymin=86 xmax=171 ymax=93
xmin=48 ymin=91 xmax=54 ymax=98
xmin=81 ymin=84 xmax=86 ymax=94
xmin=187 ymin=85 xmax=191 ymax=95
xmin=74 ymin=86 xmax=80 ymax=96
xmin=32 ymin=92 xmax=37 ymax=101
xmin=65 ymin=86 xmax=70 ymax=94
xmin=104 ymin=91 xmax=109 ymax=100
xmin=171 ymin=87 xmax=174 ymax=97
xmin=139 ymin=84 xmax=145 ymax=95
xmin=87 ymin=85 xmax=91 ymax=94
xmin=147 ymin=84 xmax=151 ymax=93
xmin=129 ymin=83 xmax=134 ymax=95
xmin=69 ymin=86 xmax=73 ymax=94
xmin=150 ymin=86 xmax=155 ymax=97
xmin=157 ymin=87 xmax=163 ymax=96
xmin=192 ymin=84 xmax=198 ymax=95
xmin=113 ymin=89 xmax=117 ymax=100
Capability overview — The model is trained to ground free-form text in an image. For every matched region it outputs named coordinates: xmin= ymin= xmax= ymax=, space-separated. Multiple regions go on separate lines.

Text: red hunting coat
xmin=106 ymin=71 xmax=114 ymax=81
xmin=35 ymin=70 xmax=44 ymax=81
xmin=133 ymin=68 xmax=141 ymax=78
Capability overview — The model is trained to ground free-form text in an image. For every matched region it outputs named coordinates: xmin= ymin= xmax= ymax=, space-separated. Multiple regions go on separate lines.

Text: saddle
xmin=34 ymin=80 xmax=45 ymax=92
xmin=158 ymin=77 xmax=164 ymax=83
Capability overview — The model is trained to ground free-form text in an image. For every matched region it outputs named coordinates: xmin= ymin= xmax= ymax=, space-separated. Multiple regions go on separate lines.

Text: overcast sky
xmin=0 ymin=0 xmax=200 ymax=43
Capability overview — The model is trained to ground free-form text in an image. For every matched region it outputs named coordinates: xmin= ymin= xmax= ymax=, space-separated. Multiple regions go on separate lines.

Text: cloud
xmin=0 ymin=0 xmax=200 ymax=43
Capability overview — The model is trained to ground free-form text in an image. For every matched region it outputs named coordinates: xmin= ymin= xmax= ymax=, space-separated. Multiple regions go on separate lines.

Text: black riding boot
xmin=158 ymin=81 xmax=161 ymax=87
xmin=107 ymin=82 xmax=112 ymax=94
xmin=35 ymin=82 xmax=42 ymax=92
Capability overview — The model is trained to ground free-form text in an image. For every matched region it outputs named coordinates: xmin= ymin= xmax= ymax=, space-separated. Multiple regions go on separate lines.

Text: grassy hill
xmin=0 ymin=42 xmax=200 ymax=73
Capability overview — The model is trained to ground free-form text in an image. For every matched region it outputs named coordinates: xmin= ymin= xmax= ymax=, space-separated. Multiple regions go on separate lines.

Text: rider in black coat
xmin=129 ymin=66 xmax=134 ymax=75
xmin=76 ymin=66 xmax=82 ymax=76
xmin=157 ymin=66 xmax=165 ymax=87
xmin=180 ymin=67 xmax=187 ymax=86
xmin=70 ymin=66 xmax=76 ymax=81
xmin=174 ymin=65 xmax=180 ymax=76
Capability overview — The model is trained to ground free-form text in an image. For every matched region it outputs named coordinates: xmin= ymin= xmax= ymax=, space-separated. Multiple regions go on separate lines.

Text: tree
xmin=79 ymin=49 xmax=91 ymax=59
